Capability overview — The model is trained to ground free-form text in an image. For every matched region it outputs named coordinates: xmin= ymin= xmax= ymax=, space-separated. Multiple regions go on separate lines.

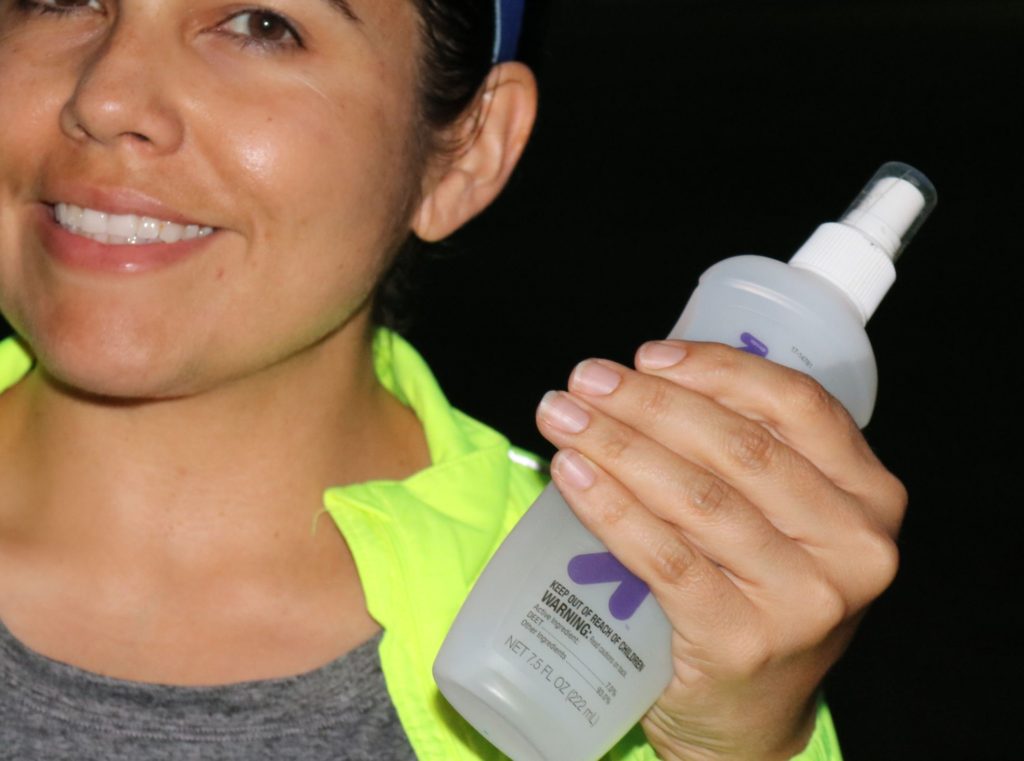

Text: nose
xmin=60 ymin=23 xmax=185 ymax=155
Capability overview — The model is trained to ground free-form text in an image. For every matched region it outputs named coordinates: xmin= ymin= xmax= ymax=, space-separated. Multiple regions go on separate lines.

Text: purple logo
xmin=738 ymin=332 xmax=768 ymax=358
xmin=568 ymin=552 xmax=650 ymax=621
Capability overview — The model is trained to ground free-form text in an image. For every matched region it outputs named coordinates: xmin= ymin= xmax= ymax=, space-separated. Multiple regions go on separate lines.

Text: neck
xmin=0 ymin=319 xmax=429 ymax=564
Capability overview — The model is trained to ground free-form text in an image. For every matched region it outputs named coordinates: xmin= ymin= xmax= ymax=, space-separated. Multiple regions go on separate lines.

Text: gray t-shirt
xmin=0 ymin=619 xmax=417 ymax=760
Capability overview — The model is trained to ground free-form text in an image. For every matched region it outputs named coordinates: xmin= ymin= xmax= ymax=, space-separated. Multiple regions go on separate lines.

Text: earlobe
xmin=412 ymin=61 xmax=538 ymax=243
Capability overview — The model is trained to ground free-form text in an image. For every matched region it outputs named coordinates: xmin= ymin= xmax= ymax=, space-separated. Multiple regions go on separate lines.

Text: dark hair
xmin=371 ymin=0 xmax=498 ymax=331
xmin=414 ymin=0 xmax=496 ymax=143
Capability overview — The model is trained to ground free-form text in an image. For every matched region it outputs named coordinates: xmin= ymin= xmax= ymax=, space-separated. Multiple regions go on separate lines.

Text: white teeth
xmin=63 ymin=204 xmax=85 ymax=230
xmin=107 ymin=213 xmax=138 ymax=239
xmin=159 ymin=223 xmax=184 ymax=243
xmin=53 ymin=203 xmax=213 ymax=245
xmin=137 ymin=216 xmax=161 ymax=241
xmin=81 ymin=208 xmax=108 ymax=234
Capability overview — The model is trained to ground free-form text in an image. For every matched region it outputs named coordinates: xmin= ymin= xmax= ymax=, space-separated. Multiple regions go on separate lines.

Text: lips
xmin=35 ymin=203 xmax=220 ymax=275
xmin=31 ymin=180 xmax=223 ymax=273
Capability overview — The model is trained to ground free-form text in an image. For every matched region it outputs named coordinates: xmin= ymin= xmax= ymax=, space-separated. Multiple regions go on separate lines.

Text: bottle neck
xmin=788 ymin=222 xmax=896 ymax=324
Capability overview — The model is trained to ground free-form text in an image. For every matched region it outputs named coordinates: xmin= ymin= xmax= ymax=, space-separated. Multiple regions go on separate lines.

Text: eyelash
xmin=13 ymin=0 xmax=305 ymax=54
xmin=14 ymin=0 xmax=101 ymax=16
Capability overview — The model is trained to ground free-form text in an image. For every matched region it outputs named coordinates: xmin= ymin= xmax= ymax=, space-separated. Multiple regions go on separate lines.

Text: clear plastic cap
xmin=789 ymin=160 xmax=938 ymax=323
xmin=839 ymin=161 xmax=938 ymax=261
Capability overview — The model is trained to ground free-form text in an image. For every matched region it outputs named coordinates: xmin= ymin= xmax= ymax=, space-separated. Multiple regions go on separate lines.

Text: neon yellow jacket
xmin=0 ymin=331 xmax=842 ymax=761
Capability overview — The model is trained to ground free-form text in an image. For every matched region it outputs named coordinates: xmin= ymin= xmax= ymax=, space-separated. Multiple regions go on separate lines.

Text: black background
xmin=3 ymin=1 xmax=1021 ymax=758
xmin=405 ymin=1 xmax=1022 ymax=758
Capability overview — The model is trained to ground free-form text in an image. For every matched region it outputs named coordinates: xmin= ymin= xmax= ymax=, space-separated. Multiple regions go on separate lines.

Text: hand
xmin=535 ymin=340 xmax=906 ymax=761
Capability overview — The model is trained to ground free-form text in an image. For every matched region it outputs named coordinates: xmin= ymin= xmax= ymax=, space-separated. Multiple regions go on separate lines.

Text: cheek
xmin=0 ymin=22 xmax=93 ymax=144
xmin=208 ymin=77 xmax=419 ymax=289
xmin=0 ymin=44 xmax=66 ymax=329
xmin=235 ymin=91 xmax=415 ymax=221
xmin=0 ymin=42 xmax=66 ymax=189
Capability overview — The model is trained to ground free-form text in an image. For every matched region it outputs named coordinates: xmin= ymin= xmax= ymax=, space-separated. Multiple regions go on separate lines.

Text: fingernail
xmin=553 ymin=450 xmax=596 ymax=490
xmin=637 ymin=341 xmax=687 ymax=370
xmin=538 ymin=391 xmax=590 ymax=434
xmin=570 ymin=360 xmax=622 ymax=396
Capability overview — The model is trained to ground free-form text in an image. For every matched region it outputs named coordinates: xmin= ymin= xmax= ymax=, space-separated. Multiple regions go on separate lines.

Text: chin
xmin=11 ymin=305 xmax=196 ymax=402
xmin=38 ymin=344 xmax=189 ymax=403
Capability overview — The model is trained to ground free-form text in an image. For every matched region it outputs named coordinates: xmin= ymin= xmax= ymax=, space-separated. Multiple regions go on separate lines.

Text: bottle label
xmin=494 ymin=549 xmax=656 ymax=732
xmin=568 ymin=552 xmax=650 ymax=620
xmin=738 ymin=331 xmax=769 ymax=357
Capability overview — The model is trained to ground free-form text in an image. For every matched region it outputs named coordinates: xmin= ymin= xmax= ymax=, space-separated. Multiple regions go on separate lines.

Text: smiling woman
xmin=0 ymin=1 xmax=897 ymax=760
xmin=0 ymin=0 xmax=434 ymax=399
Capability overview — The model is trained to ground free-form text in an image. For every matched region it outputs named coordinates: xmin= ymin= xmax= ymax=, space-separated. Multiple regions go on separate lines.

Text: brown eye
xmin=223 ymin=9 xmax=301 ymax=48
xmin=247 ymin=11 xmax=287 ymax=40
xmin=19 ymin=0 xmax=104 ymax=12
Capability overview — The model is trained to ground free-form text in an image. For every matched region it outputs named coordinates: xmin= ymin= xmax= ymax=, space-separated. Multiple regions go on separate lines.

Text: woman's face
xmin=0 ymin=0 xmax=425 ymax=398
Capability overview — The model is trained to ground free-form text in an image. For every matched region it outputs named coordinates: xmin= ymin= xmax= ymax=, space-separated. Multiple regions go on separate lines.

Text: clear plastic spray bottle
xmin=434 ymin=162 xmax=937 ymax=761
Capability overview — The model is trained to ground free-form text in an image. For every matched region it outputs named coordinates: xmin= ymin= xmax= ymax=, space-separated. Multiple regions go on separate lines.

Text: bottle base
xmin=436 ymin=672 xmax=548 ymax=761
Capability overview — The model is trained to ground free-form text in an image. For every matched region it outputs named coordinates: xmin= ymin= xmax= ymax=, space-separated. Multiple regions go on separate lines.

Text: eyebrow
xmin=323 ymin=0 xmax=360 ymax=22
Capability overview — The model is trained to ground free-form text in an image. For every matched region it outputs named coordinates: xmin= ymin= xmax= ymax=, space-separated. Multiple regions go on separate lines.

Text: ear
xmin=411 ymin=62 xmax=538 ymax=243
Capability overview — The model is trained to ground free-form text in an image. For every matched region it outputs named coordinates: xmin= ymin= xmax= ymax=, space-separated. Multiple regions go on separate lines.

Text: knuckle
xmin=724 ymin=627 xmax=773 ymax=677
xmin=597 ymin=426 xmax=633 ymax=462
xmin=686 ymin=472 xmax=732 ymax=520
xmin=591 ymin=492 xmax=632 ymax=528
xmin=785 ymin=372 xmax=838 ymax=418
xmin=652 ymin=535 xmax=700 ymax=587
xmin=725 ymin=424 xmax=775 ymax=474
xmin=805 ymin=578 xmax=849 ymax=634
xmin=852 ymin=464 xmax=908 ymax=537
xmin=702 ymin=342 xmax=743 ymax=375
xmin=858 ymin=527 xmax=901 ymax=593
xmin=881 ymin=474 xmax=910 ymax=526
xmin=638 ymin=380 xmax=673 ymax=422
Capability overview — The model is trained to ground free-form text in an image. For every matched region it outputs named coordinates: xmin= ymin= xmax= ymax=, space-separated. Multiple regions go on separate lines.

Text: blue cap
xmin=493 ymin=0 xmax=525 ymax=62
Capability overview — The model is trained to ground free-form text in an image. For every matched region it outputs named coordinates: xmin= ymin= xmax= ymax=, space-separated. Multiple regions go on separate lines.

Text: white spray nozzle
xmin=789 ymin=161 xmax=937 ymax=324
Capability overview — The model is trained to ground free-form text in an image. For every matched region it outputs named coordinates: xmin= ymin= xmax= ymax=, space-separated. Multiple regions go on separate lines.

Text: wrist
xmin=642 ymin=696 xmax=820 ymax=761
